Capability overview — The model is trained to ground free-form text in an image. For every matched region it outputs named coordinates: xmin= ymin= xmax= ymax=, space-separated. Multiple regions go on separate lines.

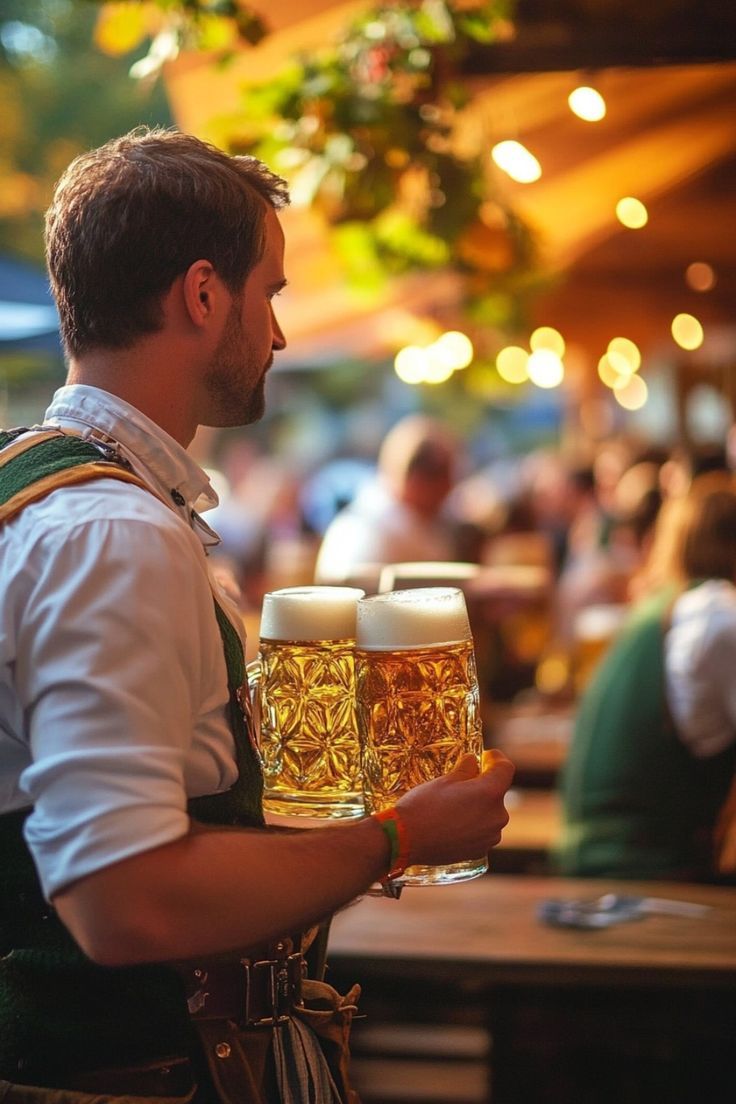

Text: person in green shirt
xmin=558 ymin=473 xmax=736 ymax=881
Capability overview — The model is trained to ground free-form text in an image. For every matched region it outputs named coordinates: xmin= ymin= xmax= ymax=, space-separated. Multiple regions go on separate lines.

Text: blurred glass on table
xmin=572 ymin=603 xmax=627 ymax=694
xmin=355 ymin=586 xmax=485 ymax=885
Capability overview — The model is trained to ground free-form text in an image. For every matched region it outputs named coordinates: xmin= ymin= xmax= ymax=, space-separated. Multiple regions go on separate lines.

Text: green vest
xmin=0 ymin=427 xmax=264 ymax=1085
xmin=557 ymin=588 xmax=736 ymax=880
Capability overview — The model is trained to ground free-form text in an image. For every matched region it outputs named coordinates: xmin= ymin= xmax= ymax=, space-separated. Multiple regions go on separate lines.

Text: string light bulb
xmin=616 ymin=197 xmax=648 ymax=229
xmin=568 ymin=86 xmax=606 ymax=122
xmin=607 ymin=337 xmax=641 ymax=373
xmin=394 ymin=346 xmax=428 ymax=385
xmin=496 ymin=345 xmax=529 ymax=384
xmin=530 ymin=326 xmax=565 ymax=358
xmin=527 ymin=349 xmax=564 ymax=389
xmin=685 ymin=262 xmax=716 ymax=292
xmin=614 ymin=374 xmax=648 ymax=411
xmin=598 ymin=353 xmax=629 ymax=389
xmin=672 ymin=313 xmax=704 ymax=351
xmin=491 ymin=141 xmax=542 ymax=184
xmin=431 ymin=331 xmax=473 ymax=370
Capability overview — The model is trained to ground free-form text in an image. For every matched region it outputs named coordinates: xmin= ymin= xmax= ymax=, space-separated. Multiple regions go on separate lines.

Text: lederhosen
xmin=0 ymin=427 xmax=358 ymax=1103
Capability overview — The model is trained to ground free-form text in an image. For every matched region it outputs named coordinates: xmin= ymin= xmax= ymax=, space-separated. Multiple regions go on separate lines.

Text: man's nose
xmin=271 ymin=305 xmax=286 ymax=350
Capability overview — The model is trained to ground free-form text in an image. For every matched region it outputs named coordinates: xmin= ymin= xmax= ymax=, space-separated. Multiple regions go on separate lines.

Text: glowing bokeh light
xmin=598 ymin=353 xmax=631 ymax=389
xmin=568 ymin=86 xmax=606 ymax=122
xmin=685 ymin=262 xmax=716 ymax=292
xmin=431 ymin=330 xmax=474 ymax=370
xmin=527 ymin=349 xmax=564 ymax=388
xmin=496 ymin=345 xmax=529 ymax=384
xmin=616 ymin=196 xmax=648 ymax=229
xmin=491 ymin=141 xmax=542 ymax=184
xmin=530 ymin=326 xmax=565 ymax=358
xmin=423 ymin=355 xmax=455 ymax=385
xmin=607 ymin=336 xmax=641 ymax=373
xmin=614 ymin=374 xmax=648 ymax=411
xmin=672 ymin=313 xmax=704 ymax=350
xmin=535 ymin=653 xmax=570 ymax=696
xmin=394 ymin=345 xmax=428 ymax=384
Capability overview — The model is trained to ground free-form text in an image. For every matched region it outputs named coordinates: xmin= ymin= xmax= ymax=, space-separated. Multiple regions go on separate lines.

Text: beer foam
xmin=356 ymin=587 xmax=471 ymax=649
xmin=260 ymin=586 xmax=364 ymax=641
xmin=574 ymin=603 xmax=627 ymax=642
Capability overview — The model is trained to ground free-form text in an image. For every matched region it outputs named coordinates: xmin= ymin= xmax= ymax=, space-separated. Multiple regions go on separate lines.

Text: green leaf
xmin=332 ymin=222 xmax=388 ymax=295
xmin=373 ymin=209 xmax=450 ymax=267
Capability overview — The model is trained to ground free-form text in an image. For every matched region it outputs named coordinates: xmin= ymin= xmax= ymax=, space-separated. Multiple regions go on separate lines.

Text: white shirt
xmin=0 ymin=385 xmax=241 ymax=899
xmin=665 ymin=579 xmax=736 ymax=758
xmin=315 ymin=480 xmax=455 ymax=584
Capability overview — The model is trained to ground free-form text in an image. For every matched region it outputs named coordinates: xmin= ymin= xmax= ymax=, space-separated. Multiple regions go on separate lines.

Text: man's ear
xmin=182 ymin=260 xmax=217 ymax=327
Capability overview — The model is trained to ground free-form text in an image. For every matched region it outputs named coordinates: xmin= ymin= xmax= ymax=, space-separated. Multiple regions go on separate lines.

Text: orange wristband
xmin=373 ymin=807 xmax=411 ymax=880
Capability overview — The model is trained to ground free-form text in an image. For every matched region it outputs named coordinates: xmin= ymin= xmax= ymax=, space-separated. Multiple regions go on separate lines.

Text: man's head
xmin=378 ymin=414 xmax=458 ymax=517
xmin=45 ymin=127 xmax=289 ymax=361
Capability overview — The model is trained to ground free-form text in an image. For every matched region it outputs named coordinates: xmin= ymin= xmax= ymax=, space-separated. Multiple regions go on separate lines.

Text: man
xmin=0 ymin=128 xmax=514 ymax=1103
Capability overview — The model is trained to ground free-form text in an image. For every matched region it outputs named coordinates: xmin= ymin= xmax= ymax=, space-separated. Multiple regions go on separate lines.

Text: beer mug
xmin=249 ymin=585 xmax=365 ymax=819
xmin=355 ymin=587 xmax=486 ymax=885
xmin=572 ymin=603 xmax=627 ymax=695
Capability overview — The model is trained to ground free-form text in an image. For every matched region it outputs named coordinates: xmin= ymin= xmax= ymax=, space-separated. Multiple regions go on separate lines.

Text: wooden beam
xmin=462 ymin=7 xmax=736 ymax=75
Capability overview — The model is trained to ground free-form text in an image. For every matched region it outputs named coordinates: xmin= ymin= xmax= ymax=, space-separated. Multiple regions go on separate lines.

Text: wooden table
xmin=328 ymin=875 xmax=736 ymax=1103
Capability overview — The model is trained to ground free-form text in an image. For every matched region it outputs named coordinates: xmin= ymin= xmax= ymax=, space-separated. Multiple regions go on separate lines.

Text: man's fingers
xmin=449 ymin=750 xmax=515 ymax=787
xmin=482 ymin=748 xmax=515 ymax=788
xmin=451 ymin=752 xmax=480 ymax=779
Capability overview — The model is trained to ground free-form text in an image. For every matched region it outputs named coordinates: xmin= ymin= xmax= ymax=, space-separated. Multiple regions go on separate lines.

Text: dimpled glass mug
xmin=354 ymin=586 xmax=486 ymax=884
xmin=248 ymin=586 xmax=365 ymax=819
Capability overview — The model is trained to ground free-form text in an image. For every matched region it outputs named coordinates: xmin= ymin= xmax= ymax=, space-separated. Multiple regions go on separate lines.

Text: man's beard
xmin=204 ymin=298 xmax=269 ymax=427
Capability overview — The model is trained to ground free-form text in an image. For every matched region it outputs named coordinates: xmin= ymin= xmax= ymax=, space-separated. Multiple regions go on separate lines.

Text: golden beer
xmin=251 ymin=586 xmax=364 ymax=819
xmin=355 ymin=587 xmax=486 ymax=884
xmin=572 ymin=604 xmax=627 ymax=695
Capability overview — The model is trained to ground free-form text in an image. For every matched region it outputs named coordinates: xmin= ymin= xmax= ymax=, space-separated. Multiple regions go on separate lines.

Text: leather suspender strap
xmin=0 ymin=426 xmax=151 ymax=525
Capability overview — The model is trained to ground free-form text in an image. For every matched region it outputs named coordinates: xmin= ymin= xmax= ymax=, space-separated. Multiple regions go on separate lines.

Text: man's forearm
xmin=54 ymin=753 xmax=514 ymax=966
xmin=54 ymin=816 xmax=390 ymax=966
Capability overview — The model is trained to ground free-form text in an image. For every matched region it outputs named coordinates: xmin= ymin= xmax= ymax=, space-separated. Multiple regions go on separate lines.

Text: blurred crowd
xmin=202 ymin=411 xmax=733 ymax=684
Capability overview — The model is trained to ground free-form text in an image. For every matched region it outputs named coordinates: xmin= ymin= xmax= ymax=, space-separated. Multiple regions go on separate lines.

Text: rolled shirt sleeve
xmin=14 ymin=486 xmax=237 ymax=899
xmin=665 ymin=580 xmax=736 ymax=759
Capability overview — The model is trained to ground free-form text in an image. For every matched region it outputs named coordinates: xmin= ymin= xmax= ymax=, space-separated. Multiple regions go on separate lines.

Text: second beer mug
xmin=355 ymin=586 xmax=486 ymax=885
xmin=249 ymin=585 xmax=365 ymax=819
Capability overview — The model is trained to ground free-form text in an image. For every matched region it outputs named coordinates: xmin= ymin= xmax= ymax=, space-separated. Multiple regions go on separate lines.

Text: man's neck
xmin=67 ymin=345 xmax=197 ymax=449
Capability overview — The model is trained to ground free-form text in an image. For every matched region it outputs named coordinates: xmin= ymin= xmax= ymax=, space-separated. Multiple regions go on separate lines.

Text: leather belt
xmin=64 ymin=1055 xmax=197 ymax=1098
xmin=179 ymin=936 xmax=305 ymax=1029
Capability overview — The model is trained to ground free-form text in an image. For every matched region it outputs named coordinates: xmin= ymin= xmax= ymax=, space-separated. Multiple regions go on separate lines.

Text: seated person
xmin=314 ymin=414 xmax=462 ymax=585
xmin=556 ymin=473 xmax=736 ymax=881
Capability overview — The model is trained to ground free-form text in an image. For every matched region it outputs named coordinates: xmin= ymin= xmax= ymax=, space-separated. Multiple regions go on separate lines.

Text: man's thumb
xmin=451 ymin=753 xmax=480 ymax=779
xmin=482 ymin=748 xmax=515 ymax=786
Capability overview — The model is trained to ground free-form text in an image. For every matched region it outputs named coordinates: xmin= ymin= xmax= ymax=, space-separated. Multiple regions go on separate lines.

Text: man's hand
xmin=394 ymin=750 xmax=514 ymax=868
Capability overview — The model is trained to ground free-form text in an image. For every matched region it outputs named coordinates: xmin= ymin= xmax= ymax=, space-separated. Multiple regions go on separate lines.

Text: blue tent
xmin=0 ymin=254 xmax=61 ymax=355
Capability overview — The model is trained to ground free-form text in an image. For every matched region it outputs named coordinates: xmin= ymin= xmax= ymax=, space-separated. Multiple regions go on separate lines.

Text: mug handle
xmin=244 ymin=657 xmax=263 ymax=752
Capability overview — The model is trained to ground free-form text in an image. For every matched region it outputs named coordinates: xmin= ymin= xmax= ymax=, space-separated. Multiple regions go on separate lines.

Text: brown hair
xmin=378 ymin=415 xmax=458 ymax=485
xmin=45 ymin=127 xmax=289 ymax=356
xmin=643 ymin=471 xmax=736 ymax=591
xmin=680 ymin=473 xmax=736 ymax=582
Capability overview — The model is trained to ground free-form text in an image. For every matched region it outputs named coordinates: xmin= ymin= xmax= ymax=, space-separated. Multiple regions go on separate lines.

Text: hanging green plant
xmin=85 ymin=1 xmax=268 ymax=79
xmin=225 ymin=0 xmax=540 ymax=332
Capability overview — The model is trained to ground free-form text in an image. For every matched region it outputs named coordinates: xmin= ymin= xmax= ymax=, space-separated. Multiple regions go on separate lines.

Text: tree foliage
xmin=0 ymin=0 xmax=172 ymax=264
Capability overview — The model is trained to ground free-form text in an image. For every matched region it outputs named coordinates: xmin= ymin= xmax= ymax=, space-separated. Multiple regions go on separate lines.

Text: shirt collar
xmin=44 ymin=384 xmax=219 ymax=513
